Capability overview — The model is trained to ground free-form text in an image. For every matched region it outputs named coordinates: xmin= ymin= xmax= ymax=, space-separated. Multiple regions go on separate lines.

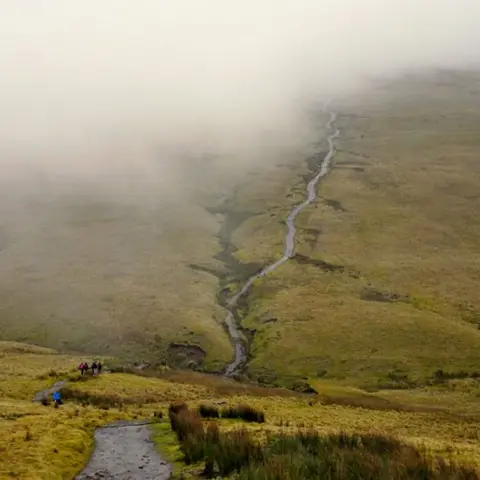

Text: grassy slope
xmin=228 ymin=71 xmax=480 ymax=388
xmin=0 ymin=132 xmax=318 ymax=371
xmin=0 ymin=159 xmax=237 ymax=369
xmin=0 ymin=341 xmax=84 ymax=400
xmin=4 ymin=72 xmax=477 ymax=388
xmin=2 ymin=71 xmax=480 ymax=477
xmin=0 ymin=342 xmax=478 ymax=478
xmin=0 ymin=342 xmax=130 ymax=479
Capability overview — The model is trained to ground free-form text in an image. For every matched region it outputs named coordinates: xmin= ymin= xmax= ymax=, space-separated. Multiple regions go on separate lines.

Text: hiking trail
xmin=76 ymin=421 xmax=171 ymax=480
xmin=224 ymin=103 xmax=340 ymax=376
xmin=34 ymin=382 xmax=171 ymax=479
xmin=33 ymin=380 xmax=67 ymax=403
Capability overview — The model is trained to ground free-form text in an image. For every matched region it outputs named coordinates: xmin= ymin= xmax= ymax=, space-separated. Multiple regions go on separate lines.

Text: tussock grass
xmin=236 ymin=431 xmax=479 ymax=480
xmin=64 ymin=372 xmax=209 ymax=402
xmin=167 ymin=402 xmax=263 ymax=474
xmin=164 ymin=402 xmax=479 ymax=479
xmin=169 ymin=404 xmax=204 ymax=444
xmin=198 ymin=404 xmax=220 ymax=418
xmin=1 ymin=345 xmax=479 ymax=477
xmin=62 ymin=386 xmax=158 ymax=408
xmin=221 ymin=404 xmax=265 ymax=423
xmin=160 ymin=369 xmax=302 ymax=398
xmin=62 ymin=371 xmax=480 ymax=466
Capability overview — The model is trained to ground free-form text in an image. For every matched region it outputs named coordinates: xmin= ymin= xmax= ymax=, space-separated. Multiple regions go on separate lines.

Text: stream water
xmin=224 ymin=105 xmax=339 ymax=376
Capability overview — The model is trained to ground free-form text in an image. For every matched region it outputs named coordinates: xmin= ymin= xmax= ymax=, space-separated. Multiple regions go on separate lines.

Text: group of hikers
xmin=78 ymin=360 xmax=103 ymax=376
xmin=50 ymin=361 xmax=104 ymax=408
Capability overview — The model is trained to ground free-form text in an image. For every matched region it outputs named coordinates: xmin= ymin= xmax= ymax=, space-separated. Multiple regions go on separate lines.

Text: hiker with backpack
xmin=52 ymin=391 xmax=62 ymax=408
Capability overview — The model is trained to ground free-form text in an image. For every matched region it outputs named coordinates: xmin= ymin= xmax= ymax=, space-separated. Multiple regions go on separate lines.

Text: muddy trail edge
xmin=33 ymin=380 xmax=67 ymax=403
xmin=76 ymin=420 xmax=171 ymax=480
xmin=224 ymin=103 xmax=340 ymax=376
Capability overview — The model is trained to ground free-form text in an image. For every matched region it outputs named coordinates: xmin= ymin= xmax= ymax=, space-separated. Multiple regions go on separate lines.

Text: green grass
xmin=0 ymin=343 xmax=84 ymax=400
xmin=152 ymin=421 xmax=200 ymax=479
xmin=3 ymin=72 xmax=479 ymax=392
xmin=0 ymin=341 xmax=479 ymax=477
xmin=0 ymin=169 xmax=238 ymax=369
xmin=222 ymin=71 xmax=480 ymax=389
xmin=235 ymin=430 xmax=479 ymax=480
xmin=0 ymin=343 xmax=133 ymax=479
xmin=2 ymin=71 xmax=480 ymax=477
xmin=162 ymin=401 xmax=479 ymax=479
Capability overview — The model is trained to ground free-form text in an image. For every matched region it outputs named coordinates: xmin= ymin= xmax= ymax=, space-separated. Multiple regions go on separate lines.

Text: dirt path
xmin=34 ymin=383 xmax=171 ymax=479
xmin=224 ymin=103 xmax=340 ymax=376
xmin=76 ymin=420 xmax=171 ymax=480
xmin=33 ymin=380 xmax=67 ymax=403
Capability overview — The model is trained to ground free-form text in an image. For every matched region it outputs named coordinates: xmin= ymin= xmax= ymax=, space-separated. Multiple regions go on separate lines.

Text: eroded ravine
xmin=224 ymin=105 xmax=340 ymax=376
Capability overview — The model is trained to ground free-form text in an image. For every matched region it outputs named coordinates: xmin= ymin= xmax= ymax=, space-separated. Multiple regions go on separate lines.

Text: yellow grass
xmin=0 ymin=402 xmax=132 ymax=480
xmin=0 ymin=342 xmax=133 ymax=478
xmin=0 ymin=340 xmax=479 ymax=478
xmin=0 ymin=342 xmax=84 ymax=400
xmin=2 ymin=71 xmax=480 ymax=477
xmin=63 ymin=370 xmax=480 ymax=468
xmin=67 ymin=372 xmax=210 ymax=402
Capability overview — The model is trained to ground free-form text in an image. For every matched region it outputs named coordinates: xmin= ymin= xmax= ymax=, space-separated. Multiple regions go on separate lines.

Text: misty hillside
xmin=1 ymin=72 xmax=479 ymax=390
xmin=1 ymin=2 xmax=480 ymax=478
xmin=1 ymin=2 xmax=479 ymax=375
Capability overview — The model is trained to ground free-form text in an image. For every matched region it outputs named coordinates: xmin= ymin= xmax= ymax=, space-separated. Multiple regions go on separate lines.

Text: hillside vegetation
xmin=0 ymin=341 xmax=479 ymax=478
xmin=1 ymin=72 xmax=478 ymax=387
xmin=225 ymin=71 xmax=480 ymax=388
xmin=1 ymin=71 xmax=480 ymax=478
xmin=0 ymin=126 xmax=313 ymax=372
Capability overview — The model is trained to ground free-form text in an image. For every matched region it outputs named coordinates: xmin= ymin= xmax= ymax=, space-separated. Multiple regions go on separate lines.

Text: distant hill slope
xmin=223 ymin=70 xmax=480 ymax=388
xmin=0 ymin=125 xmax=313 ymax=372
xmin=1 ymin=71 xmax=479 ymax=389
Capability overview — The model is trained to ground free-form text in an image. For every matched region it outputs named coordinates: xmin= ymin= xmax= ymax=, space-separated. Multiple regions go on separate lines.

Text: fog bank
xmin=1 ymin=0 xmax=479 ymax=189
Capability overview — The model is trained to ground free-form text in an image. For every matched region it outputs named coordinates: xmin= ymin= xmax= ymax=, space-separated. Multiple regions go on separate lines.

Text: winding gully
xmin=224 ymin=104 xmax=340 ymax=376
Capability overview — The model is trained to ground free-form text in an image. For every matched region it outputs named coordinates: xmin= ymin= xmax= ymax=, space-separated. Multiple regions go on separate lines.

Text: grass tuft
xmin=236 ymin=430 xmax=480 ymax=480
xmin=222 ymin=404 xmax=265 ymax=423
xmin=165 ymin=402 xmax=479 ymax=479
xmin=24 ymin=428 xmax=32 ymax=442
xmin=198 ymin=404 xmax=220 ymax=418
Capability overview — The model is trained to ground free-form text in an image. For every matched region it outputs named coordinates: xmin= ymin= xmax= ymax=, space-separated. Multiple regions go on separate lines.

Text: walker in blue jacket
xmin=52 ymin=391 xmax=62 ymax=408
